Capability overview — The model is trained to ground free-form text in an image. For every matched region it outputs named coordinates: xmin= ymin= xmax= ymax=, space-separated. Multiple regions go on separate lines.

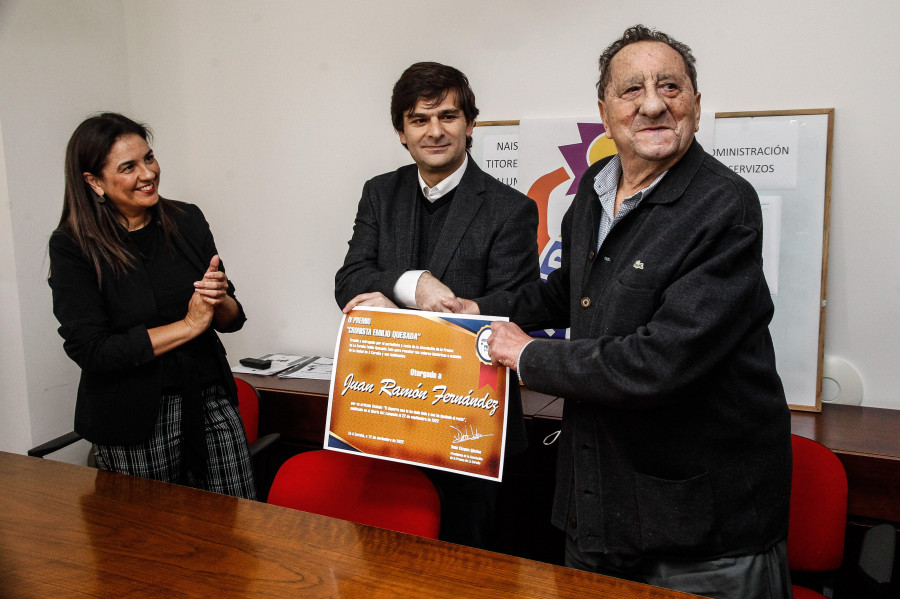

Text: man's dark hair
xmin=596 ymin=25 xmax=698 ymax=100
xmin=391 ymin=62 xmax=479 ymax=149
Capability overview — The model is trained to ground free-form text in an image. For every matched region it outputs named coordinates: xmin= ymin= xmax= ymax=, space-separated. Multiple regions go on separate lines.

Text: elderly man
xmin=335 ymin=62 xmax=539 ymax=549
xmin=450 ymin=26 xmax=792 ymax=598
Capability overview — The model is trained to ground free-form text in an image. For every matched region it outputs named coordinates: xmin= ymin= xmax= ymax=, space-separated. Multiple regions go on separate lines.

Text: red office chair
xmin=234 ymin=377 xmax=281 ymax=500
xmin=788 ymin=434 xmax=896 ymax=599
xmin=267 ymin=450 xmax=441 ymax=539
xmin=788 ymin=434 xmax=848 ymax=598
xmin=234 ymin=377 xmax=280 ymax=456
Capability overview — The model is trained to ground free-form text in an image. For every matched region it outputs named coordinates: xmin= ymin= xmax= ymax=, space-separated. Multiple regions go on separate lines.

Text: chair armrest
xmin=858 ymin=522 xmax=895 ymax=592
xmin=249 ymin=433 xmax=281 ymax=457
xmin=27 ymin=431 xmax=84 ymax=458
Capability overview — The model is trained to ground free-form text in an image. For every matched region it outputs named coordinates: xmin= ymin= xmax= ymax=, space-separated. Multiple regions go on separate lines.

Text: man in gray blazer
xmin=335 ymin=62 xmax=539 ymax=549
xmin=449 ymin=27 xmax=792 ymax=598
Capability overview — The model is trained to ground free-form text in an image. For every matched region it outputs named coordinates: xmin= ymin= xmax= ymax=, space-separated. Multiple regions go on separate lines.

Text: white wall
xmin=0 ymin=116 xmax=31 ymax=453
xmin=2 ymin=0 xmax=899 ymax=458
xmin=0 ymin=0 xmax=131 ymax=460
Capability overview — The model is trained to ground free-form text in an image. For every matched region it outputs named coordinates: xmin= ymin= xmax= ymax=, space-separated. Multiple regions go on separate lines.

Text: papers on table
xmin=231 ymin=353 xmax=309 ymax=376
xmin=278 ymin=356 xmax=333 ymax=380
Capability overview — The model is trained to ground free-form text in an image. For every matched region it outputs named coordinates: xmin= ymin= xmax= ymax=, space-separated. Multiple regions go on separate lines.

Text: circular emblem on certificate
xmin=475 ymin=325 xmax=493 ymax=365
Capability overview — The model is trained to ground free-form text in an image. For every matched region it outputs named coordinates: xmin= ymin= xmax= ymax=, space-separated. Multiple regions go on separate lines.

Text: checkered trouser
xmin=92 ymin=384 xmax=257 ymax=500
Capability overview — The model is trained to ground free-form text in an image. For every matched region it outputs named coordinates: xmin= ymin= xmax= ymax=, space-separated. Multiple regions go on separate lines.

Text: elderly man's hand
xmin=415 ymin=272 xmax=457 ymax=312
xmin=488 ymin=321 xmax=532 ymax=370
xmin=342 ymin=292 xmax=398 ymax=313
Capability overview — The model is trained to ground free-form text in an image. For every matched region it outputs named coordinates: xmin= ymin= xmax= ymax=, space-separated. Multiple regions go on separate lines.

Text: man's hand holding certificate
xmin=325 ymin=306 xmax=510 ymax=481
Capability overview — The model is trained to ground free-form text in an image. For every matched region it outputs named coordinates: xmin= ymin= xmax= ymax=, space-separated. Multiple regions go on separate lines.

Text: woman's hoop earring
xmin=92 ymin=190 xmax=105 ymax=204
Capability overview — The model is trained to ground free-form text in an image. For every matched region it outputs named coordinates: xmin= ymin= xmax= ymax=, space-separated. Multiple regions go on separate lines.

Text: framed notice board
xmin=713 ymin=109 xmax=834 ymax=411
xmin=472 ymin=110 xmax=833 ymax=411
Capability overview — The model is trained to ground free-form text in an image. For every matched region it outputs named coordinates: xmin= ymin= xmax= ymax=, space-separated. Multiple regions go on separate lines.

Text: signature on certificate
xmin=451 ymin=424 xmax=494 ymax=444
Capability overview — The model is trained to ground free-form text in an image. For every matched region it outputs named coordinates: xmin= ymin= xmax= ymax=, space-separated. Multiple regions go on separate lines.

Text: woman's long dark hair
xmin=55 ymin=112 xmax=181 ymax=285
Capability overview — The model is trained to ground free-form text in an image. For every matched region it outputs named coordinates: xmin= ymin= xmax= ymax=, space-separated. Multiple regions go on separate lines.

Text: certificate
xmin=325 ymin=307 xmax=510 ymax=481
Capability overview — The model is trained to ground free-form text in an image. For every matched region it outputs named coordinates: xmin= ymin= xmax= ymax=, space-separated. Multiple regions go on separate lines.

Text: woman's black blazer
xmin=48 ymin=201 xmax=245 ymax=445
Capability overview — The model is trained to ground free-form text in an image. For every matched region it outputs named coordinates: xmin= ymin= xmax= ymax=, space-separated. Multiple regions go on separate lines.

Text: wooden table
xmin=790 ymin=403 xmax=900 ymax=523
xmin=0 ymin=452 xmax=698 ymax=599
xmin=237 ymin=374 xmax=900 ymax=524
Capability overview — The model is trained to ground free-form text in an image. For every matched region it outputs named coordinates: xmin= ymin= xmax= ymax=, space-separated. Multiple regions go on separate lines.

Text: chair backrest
xmin=234 ymin=377 xmax=260 ymax=444
xmin=788 ymin=434 xmax=848 ymax=572
xmin=267 ymin=450 xmax=441 ymax=539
